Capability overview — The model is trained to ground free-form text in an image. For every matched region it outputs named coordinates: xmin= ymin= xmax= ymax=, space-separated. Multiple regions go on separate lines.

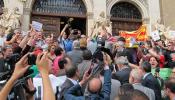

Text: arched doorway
xmin=0 ymin=0 xmax=4 ymax=14
xmin=31 ymin=0 xmax=87 ymax=38
xmin=110 ymin=2 xmax=142 ymax=35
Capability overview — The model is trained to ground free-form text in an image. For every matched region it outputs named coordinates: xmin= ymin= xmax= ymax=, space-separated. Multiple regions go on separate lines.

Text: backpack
xmin=63 ymin=39 xmax=73 ymax=52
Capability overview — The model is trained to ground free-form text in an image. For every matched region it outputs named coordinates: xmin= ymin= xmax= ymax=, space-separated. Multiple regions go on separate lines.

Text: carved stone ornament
xmin=91 ymin=11 xmax=112 ymax=37
xmin=0 ymin=7 xmax=21 ymax=34
xmin=19 ymin=0 xmax=27 ymax=2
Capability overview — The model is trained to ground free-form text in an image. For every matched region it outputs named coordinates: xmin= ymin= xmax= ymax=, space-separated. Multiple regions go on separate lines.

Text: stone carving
xmin=91 ymin=11 xmax=112 ymax=37
xmin=19 ymin=0 xmax=27 ymax=2
xmin=0 ymin=7 xmax=21 ymax=34
xmin=154 ymin=19 xmax=168 ymax=35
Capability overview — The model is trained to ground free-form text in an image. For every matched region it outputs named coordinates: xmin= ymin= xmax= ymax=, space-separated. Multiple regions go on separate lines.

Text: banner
xmin=119 ymin=25 xmax=148 ymax=48
xmin=33 ymin=75 xmax=66 ymax=100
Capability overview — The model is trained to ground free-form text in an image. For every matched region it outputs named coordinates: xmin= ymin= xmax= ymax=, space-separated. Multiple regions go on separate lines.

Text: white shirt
xmin=68 ymin=78 xmax=78 ymax=85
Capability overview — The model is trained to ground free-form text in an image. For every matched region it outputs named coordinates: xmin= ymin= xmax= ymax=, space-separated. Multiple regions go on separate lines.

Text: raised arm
xmin=36 ymin=53 xmax=55 ymax=100
xmin=0 ymin=54 xmax=29 ymax=100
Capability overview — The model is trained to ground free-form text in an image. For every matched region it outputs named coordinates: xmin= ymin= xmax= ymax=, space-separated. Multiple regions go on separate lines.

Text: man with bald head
xmin=64 ymin=53 xmax=112 ymax=100
xmin=88 ymin=78 xmax=102 ymax=94
xmin=129 ymin=68 xmax=155 ymax=100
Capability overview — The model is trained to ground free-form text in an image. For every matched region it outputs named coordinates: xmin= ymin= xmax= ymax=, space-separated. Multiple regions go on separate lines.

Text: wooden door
xmin=110 ymin=2 xmax=142 ymax=35
xmin=31 ymin=16 xmax=60 ymax=39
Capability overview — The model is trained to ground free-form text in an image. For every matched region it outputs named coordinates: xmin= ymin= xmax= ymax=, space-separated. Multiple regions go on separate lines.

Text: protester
xmin=0 ymin=12 xmax=175 ymax=100
xmin=129 ymin=68 xmax=155 ymax=100
xmin=112 ymin=56 xmax=131 ymax=84
xmin=59 ymin=64 xmax=82 ymax=100
xmin=64 ymin=53 xmax=112 ymax=100
xmin=164 ymin=77 xmax=175 ymax=100
xmin=140 ymin=61 xmax=162 ymax=100
xmin=78 ymin=50 xmax=92 ymax=80
xmin=67 ymin=40 xmax=83 ymax=66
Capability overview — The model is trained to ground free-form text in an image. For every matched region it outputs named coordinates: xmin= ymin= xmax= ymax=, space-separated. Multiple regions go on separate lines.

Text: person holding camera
xmin=64 ymin=53 xmax=112 ymax=100
xmin=0 ymin=53 xmax=56 ymax=100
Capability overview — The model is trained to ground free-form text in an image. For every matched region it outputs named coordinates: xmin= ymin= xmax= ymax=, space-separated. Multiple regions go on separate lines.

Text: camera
xmin=96 ymin=37 xmax=105 ymax=47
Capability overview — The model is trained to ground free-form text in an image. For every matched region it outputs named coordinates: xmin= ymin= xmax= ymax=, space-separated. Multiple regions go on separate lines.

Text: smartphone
xmin=88 ymin=66 xmax=93 ymax=75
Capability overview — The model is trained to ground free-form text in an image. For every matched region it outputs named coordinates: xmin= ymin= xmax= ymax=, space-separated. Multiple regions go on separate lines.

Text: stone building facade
xmin=1 ymin=0 xmax=164 ymax=36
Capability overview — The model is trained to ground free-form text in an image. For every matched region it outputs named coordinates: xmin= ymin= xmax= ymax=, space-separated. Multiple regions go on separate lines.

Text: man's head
xmin=115 ymin=41 xmax=125 ymax=52
xmin=88 ymin=78 xmax=102 ymax=94
xmin=167 ymin=42 xmax=175 ymax=51
xmin=115 ymin=89 xmax=149 ymax=100
xmin=131 ymin=90 xmax=149 ymax=100
xmin=73 ymin=40 xmax=80 ymax=49
xmin=36 ymin=32 xmax=43 ymax=40
xmin=140 ymin=61 xmax=151 ymax=74
xmin=63 ymin=32 xmax=68 ymax=39
xmin=65 ymin=64 xmax=80 ymax=80
xmin=115 ymin=56 xmax=128 ymax=70
xmin=164 ymin=78 xmax=175 ymax=98
xmin=82 ymin=50 xmax=92 ymax=60
xmin=2 ymin=46 xmax=13 ymax=58
xmin=129 ymin=68 xmax=143 ymax=84
xmin=14 ymin=28 xmax=21 ymax=35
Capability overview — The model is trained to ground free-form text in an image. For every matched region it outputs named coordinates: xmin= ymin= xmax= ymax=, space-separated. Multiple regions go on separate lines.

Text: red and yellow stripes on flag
xmin=119 ymin=25 xmax=148 ymax=47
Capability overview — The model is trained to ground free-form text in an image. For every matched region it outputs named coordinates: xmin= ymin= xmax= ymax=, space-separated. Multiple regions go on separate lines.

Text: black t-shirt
xmin=164 ymin=50 xmax=175 ymax=68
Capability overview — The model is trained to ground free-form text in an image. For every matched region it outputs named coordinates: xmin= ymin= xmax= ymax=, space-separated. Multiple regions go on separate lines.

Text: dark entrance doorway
xmin=0 ymin=0 xmax=4 ymax=14
xmin=31 ymin=0 xmax=87 ymax=38
xmin=110 ymin=2 xmax=142 ymax=35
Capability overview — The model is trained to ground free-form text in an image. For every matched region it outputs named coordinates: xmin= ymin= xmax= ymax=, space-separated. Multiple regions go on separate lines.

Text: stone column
xmin=87 ymin=12 xmax=94 ymax=37
xmin=143 ymin=17 xmax=151 ymax=35
xmin=21 ymin=8 xmax=31 ymax=32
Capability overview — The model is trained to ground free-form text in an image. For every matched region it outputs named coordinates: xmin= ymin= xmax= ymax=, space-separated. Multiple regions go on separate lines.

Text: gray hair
xmin=115 ymin=56 xmax=128 ymax=65
xmin=130 ymin=69 xmax=143 ymax=82
xmin=14 ymin=28 xmax=21 ymax=34
xmin=73 ymin=40 xmax=80 ymax=49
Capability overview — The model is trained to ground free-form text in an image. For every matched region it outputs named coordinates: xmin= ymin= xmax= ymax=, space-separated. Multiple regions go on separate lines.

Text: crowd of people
xmin=0 ymin=22 xmax=174 ymax=100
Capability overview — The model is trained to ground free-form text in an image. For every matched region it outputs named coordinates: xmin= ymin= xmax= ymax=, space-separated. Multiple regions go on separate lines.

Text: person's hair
xmin=115 ymin=89 xmax=149 ymax=100
xmin=115 ymin=94 xmax=132 ymax=100
xmin=14 ymin=28 xmax=21 ymax=34
xmin=58 ymin=55 xmax=71 ymax=69
xmin=65 ymin=64 xmax=78 ymax=78
xmin=115 ymin=56 xmax=128 ymax=65
xmin=48 ymin=44 xmax=56 ymax=52
xmin=73 ymin=40 xmax=80 ymax=49
xmin=131 ymin=89 xmax=149 ymax=100
xmin=82 ymin=50 xmax=92 ymax=60
xmin=118 ymin=83 xmax=134 ymax=95
xmin=54 ymin=47 xmax=63 ymax=56
xmin=115 ymin=51 xmax=126 ymax=58
xmin=118 ymin=37 xmax=126 ymax=42
xmin=165 ymin=78 xmax=175 ymax=93
xmin=149 ymin=56 xmax=159 ymax=67
xmin=145 ymin=40 xmax=152 ymax=48
xmin=88 ymin=78 xmax=102 ymax=94
xmin=2 ymin=45 xmax=13 ymax=52
xmin=130 ymin=69 xmax=142 ymax=82
xmin=140 ymin=61 xmax=151 ymax=73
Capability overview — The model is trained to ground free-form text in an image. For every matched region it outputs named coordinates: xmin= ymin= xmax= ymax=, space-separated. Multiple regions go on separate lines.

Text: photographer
xmin=0 ymin=54 xmax=30 ymax=100
xmin=64 ymin=53 xmax=112 ymax=100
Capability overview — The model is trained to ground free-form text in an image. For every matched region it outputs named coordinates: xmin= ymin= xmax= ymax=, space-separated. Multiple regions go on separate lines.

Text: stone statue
xmin=154 ymin=19 xmax=166 ymax=35
xmin=0 ymin=7 xmax=21 ymax=34
xmin=91 ymin=11 xmax=112 ymax=37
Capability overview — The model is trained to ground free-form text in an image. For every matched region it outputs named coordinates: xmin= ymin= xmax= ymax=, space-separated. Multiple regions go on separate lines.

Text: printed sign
xmin=32 ymin=21 xmax=43 ymax=32
xmin=33 ymin=75 xmax=66 ymax=100
xmin=151 ymin=30 xmax=160 ymax=41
